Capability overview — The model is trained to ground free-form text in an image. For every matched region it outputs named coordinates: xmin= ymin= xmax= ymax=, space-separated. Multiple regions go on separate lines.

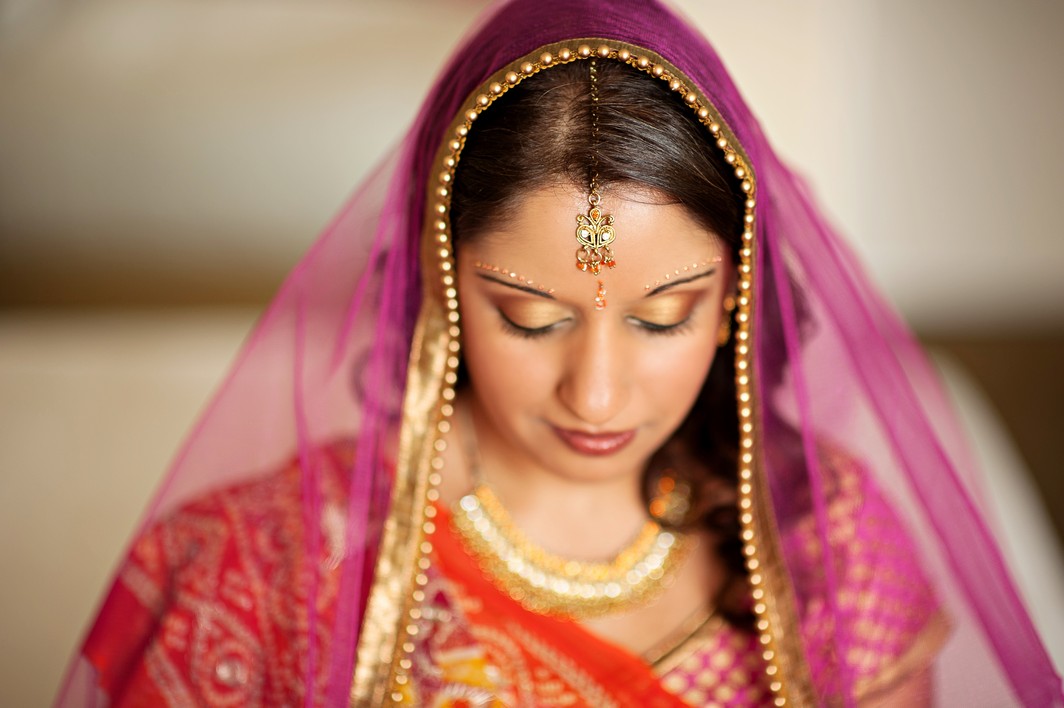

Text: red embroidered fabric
xmin=81 ymin=450 xmax=351 ymax=706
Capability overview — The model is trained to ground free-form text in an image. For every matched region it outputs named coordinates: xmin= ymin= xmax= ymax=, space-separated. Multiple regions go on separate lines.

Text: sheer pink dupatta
xmin=754 ymin=147 xmax=1059 ymax=704
xmin=56 ymin=137 xmax=421 ymax=704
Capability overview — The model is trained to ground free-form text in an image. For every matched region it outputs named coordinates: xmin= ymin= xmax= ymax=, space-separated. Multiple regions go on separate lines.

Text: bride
xmin=59 ymin=0 xmax=1062 ymax=706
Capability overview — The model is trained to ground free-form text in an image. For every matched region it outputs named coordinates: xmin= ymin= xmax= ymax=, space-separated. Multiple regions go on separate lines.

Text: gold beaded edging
xmin=351 ymin=39 xmax=814 ymax=707
xmin=349 ymin=195 xmax=462 ymax=703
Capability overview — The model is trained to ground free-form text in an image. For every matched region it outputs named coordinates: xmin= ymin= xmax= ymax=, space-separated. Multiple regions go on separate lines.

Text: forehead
xmin=464 ymin=184 xmax=725 ymax=289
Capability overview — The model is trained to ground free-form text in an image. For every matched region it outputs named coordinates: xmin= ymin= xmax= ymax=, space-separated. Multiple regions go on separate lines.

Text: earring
xmin=717 ymin=295 xmax=736 ymax=346
xmin=649 ymin=471 xmax=691 ymax=526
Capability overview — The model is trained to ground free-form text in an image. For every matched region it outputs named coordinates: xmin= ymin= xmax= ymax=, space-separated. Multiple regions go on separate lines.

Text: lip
xmin=552 ymin=426 xmax=636 ymax=456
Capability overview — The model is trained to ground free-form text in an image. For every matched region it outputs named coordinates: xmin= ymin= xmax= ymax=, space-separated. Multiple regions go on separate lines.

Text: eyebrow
xmin=476 ymin=273 xmax=557 ymax=300
xmin=645 ymin=268 xmax=716 ymax=297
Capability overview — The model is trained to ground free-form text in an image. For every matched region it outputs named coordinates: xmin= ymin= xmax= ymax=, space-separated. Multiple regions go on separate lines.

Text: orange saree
xmin=421 ymin=503 xmax=774 ymax=707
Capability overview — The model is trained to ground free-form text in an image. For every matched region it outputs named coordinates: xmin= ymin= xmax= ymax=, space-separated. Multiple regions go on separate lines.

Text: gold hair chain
xmin=575 ymin=60 xmax=617 ymax=280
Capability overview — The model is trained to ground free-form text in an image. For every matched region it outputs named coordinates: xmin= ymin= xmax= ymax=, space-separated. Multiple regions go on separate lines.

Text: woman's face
xmin=457 ymin=183 xmax=734 ymax=484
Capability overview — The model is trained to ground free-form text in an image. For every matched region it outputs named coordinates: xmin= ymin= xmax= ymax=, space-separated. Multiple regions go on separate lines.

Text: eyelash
xmin=630 ymin=316 xmax=694 ymax=336
xmin=498 ymin=311 xmax=558 ymax=339
xmin=497 ymin=310 xmax=693 ymax=339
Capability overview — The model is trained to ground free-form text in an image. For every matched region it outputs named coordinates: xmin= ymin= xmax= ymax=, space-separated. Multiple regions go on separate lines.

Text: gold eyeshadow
xmin=628 ymin=292 xmax=699 ymax=326
xmin=497 ymin=298 xmax=571 ymax=329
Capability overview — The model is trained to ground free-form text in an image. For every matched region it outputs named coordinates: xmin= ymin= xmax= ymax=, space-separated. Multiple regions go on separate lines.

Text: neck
xmin=464 ymin=397 xmax=651 ymax=562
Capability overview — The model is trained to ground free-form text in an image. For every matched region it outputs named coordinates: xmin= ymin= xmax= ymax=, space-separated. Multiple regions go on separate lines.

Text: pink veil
xmin=59 ymin=0 xmax=1062 ymax=706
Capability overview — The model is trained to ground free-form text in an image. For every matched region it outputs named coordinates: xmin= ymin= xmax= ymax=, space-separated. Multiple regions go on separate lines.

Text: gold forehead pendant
xmin=575 ymin=58 xmax=616 ymax=301
xmin=575 ymin=191 xmax=616 ymax=276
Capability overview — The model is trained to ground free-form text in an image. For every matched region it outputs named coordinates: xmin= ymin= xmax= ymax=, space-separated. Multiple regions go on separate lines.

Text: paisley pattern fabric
xmin=82 ymin=449 xmax=349 ymax=706
xmin=82 ymin=444 xmax=942 ymax=706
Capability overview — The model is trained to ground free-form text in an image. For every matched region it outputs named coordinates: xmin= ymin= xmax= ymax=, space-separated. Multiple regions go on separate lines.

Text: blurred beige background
xmin=2 ymin=0 xmax=1062 ymax=704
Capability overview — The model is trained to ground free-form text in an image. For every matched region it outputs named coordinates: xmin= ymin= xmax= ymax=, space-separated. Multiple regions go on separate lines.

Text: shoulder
xmin=122 ymin=450 xmax=314 ymax=605
xmin=126 ymin=438 xmax=357 ymax=595
xmin=88 ymin=440 xmax=356 ymax=705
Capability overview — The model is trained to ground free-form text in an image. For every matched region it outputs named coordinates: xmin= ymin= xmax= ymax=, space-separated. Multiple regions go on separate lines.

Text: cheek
xmin=459 ymin=298 xmax=554 ymax=411
xmin=637 ymin=336 xmax=718 ymax=417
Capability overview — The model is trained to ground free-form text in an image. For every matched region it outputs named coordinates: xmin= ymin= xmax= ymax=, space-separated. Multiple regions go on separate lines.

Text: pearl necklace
xmin=451 ymin=482 xmax=691 ymax=619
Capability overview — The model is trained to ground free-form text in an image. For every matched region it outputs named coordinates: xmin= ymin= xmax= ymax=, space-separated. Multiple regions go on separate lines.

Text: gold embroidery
xmin=506 ymin=624 xmax=620 ymax=708
xmin=119 ymin=562 xmax=166 ymax=615
xmin=855 ymin=610 xmax=951 ymax=699
xmin=117 ymin=461 xmax=346 ymax=705
xmin=645 ymin=608 xmax=723 ymax=671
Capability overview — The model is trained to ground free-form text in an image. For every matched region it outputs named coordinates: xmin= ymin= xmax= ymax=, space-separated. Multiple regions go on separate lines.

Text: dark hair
xmin=451 ymin=61 xmax=741 ymax=248
xmin=451 ymin=60 xmax=753 ymax=629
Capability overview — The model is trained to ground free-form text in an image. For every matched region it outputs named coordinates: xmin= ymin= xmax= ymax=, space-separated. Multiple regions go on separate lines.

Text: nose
xmin=556 ymin=319 xmax=629 ymax=427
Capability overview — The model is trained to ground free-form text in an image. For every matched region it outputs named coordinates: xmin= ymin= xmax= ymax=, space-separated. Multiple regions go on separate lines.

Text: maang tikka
xmin=575 ymin=60 xmax=617 ymax=279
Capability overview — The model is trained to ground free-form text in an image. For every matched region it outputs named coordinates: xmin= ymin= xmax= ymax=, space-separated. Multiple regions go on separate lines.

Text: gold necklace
xmin=451 ymin=482 xmax=691 ymax=619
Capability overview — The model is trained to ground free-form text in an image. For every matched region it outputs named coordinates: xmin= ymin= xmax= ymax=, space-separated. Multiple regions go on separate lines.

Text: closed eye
xmin=498 ymin=309 xmax=568 ymax=339
xmin=626 ymin=291 xmax=700 ymax=335
xmin=627 ymin=315 xmax=694 ymax=336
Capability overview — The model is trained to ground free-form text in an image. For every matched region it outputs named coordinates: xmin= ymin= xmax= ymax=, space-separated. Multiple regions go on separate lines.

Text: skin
xmin=435 ymin=183 xmax=935 ymax=703
xmin=437 ymin=182 xmax=735 ymax=653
